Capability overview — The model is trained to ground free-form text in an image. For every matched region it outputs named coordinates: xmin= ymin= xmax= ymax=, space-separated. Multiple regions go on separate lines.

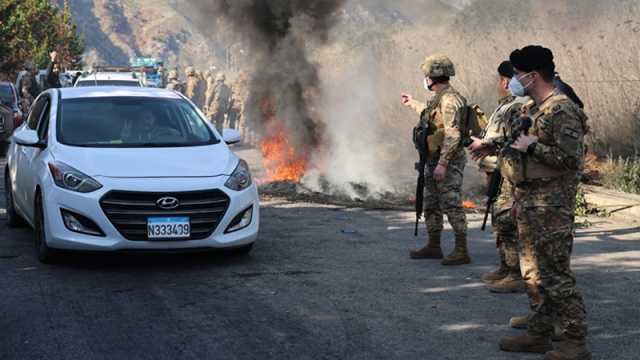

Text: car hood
xmin=52 ymin=144 xmax=238 ymax=178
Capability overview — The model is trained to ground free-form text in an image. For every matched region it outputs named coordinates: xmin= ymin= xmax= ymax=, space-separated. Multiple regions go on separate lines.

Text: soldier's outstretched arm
xmin=438 ymin=93 xmax=464 ymax=166
xmin=530 ymin=107 xmax=585 ymax=171
xmin=402 ymin=93 xmax=427 ymax=114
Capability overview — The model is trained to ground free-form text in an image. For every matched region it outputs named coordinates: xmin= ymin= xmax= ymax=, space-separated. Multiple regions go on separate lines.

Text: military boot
xmin=441 ymin=235 xmax=471 ymax=266
xmin=509 ymin=316 xmax=565 ymax=341
xmin=410 ymin=232 xmax=443 ymax=259
xmin=481 ymin=262 xmax=509 ymax=284
xmin=509 ymin=315 xmax=528 ymax=329
xmin=544 ymin=338 xmax=591 ymax=360
xmin=487 ymin=271 xmax=526 ymax=293
xmin=499 ymin=333 xmax=553 ymax=354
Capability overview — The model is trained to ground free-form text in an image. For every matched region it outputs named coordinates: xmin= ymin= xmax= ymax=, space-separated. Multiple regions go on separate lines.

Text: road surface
xmin=1 ymin=153 xmax=639 ymax=359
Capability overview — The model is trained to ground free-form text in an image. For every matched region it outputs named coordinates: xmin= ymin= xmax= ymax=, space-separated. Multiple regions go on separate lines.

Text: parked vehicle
xmin=5 ymin=87 xmax=258 ymax=262
xmin=75 ymin=70 xmax=143 ymax=87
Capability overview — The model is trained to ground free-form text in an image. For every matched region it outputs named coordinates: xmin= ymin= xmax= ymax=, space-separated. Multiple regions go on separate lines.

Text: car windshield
xmin=58 ymin=97 xmax=219 ymax=148
xmin=0 ymin=85 xmax=14 ymax=106
xmin=76 ymin=80 xmax=140 ymax=87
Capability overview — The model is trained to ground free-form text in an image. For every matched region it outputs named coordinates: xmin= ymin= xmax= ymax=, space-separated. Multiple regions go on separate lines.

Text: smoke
xmin=188 ymin=0 xmax=346 ymax=162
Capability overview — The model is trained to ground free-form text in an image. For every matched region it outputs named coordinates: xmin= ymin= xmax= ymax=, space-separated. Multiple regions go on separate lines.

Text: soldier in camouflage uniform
xmin=497 ymin=46 xmax=590 ymax=360
xmin=402 ymin=54 xmax=470 ymax=266
xmin=184 ymin=67 xmax=205 ymax=110
xmin=228 ymin=73 xmax=248 ymax=131
xmin=468 ymin=61 xmax=527 ymax=293
xmin=165 ymin=70 xmax=185 ymax=94
xmin=205 ymin=72 xmax=232 ymax=132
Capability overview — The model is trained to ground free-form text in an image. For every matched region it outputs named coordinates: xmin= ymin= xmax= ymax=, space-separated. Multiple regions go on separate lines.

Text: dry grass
xmin=324 ymin=1 xmax=640 ymax=157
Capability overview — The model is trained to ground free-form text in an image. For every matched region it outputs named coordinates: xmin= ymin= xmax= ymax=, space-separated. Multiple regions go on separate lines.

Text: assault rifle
xmin=413 ymin=114 xmax=433 ymax=236
xmin=479 ymin=116 xmax=532 ymax=231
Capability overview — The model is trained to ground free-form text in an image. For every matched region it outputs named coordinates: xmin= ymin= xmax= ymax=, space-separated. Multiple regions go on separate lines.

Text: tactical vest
xmin=420 ymin=88 xmax=467 ymax=156
xmin=499 ymin=94 xmax=588 ymax=184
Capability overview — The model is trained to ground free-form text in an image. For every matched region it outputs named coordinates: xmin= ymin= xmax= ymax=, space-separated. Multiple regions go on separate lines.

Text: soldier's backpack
xmin=465 ymin=103 xmax=488 ymax=138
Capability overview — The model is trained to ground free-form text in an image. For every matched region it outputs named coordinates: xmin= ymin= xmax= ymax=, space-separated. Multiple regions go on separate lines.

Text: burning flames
xmin=258 ymin=98 xmax=308 ymax=183
xmin=260 ymin=127 xmax=307 ymax=182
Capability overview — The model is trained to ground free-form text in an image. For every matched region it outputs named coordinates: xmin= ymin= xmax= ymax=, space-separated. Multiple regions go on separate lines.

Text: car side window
xmin=26 ymin=96 xmax=48 ymax=130
xmin=36 ymin=100 xmax=51 ymax=140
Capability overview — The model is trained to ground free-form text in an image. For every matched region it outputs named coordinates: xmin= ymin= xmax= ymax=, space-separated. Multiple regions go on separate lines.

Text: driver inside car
xmin=121 ymin=108 xmax=181 ymax=144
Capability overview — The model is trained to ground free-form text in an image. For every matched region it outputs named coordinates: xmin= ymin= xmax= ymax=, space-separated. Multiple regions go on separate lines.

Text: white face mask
xmin=423 ymin=78 xmax=430 ymax=91
xmin=509 ymin=72 xmax=533 ymax=97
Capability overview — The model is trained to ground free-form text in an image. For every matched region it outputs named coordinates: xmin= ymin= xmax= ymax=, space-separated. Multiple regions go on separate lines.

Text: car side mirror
xmin=222 ymin=129 xmax=241 ymax=145
xmin=13 ymin=129 xmax=46 ymax=149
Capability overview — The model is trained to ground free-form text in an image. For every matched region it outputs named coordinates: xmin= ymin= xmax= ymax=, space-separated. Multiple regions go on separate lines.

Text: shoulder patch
xmin=562 ymin=126 xmax=580 ymax=140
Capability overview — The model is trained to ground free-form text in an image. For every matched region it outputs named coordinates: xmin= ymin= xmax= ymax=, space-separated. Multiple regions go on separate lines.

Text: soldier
xmin=184 ymin=66 xmax=205 ymax=110
xmin=204 ymin=68 xmax=217 ymax=114
xmin=402 ymin=54 xmax=470 ymax=266
xmin=467 ymin=61 xmax=527 ymax=293
xmin=497 ymin=46 xmax=590 ymax=360
xmin=206 ymin=72 xmax=232 ymax=132
xmin=227 ymin=73 xmax=248 ymax=131
xmin=17 ymin=61 xmax=40 ymax=112
xmin=165 ymin=70 xmax=185 ymax=94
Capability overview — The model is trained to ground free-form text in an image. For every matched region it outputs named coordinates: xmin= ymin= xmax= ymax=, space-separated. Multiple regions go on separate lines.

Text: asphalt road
xmin=1 ymin=155 xmax=640 ymax=360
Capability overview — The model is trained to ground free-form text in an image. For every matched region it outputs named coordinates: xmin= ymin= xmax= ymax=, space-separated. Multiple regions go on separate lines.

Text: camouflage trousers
xmin=226 ymin=108 xmax=241 ymax=130
xmin=424 ymin=153 xmax=467 ymax=238
xmin=210 ymin=112 xmax=225 ymax=133
xmin=512 ymin=180 xmax=587 ymax=341
xmin=491 ymin=178 xmax=519 ymax=272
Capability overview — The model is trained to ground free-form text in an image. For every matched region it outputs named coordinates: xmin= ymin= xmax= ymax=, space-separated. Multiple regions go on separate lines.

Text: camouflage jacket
xmin=208 ymin=82 xmax=231 ymax=114
xmin=478 ymin=95 xmax=527 ymax=173
xmin=407 ymin=85 xmax=467 ymax=165
xmin=499 ymin=91 xmax=588 ymax=188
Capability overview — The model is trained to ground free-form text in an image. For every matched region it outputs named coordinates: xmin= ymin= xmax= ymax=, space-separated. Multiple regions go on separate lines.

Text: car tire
xmin=34 ymin=192 xmax=57 ymax=264
xmin=227 ymin=243 xmax=254 ymax=256
xmin=5 ymin=169 xmax=25 ymax=228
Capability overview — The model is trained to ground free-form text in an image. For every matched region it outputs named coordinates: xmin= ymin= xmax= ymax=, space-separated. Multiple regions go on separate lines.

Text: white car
xmin=4 ymin=87 xmax=259 ymax=262
xmin=75 ymin=72 xmax=143 ymax=87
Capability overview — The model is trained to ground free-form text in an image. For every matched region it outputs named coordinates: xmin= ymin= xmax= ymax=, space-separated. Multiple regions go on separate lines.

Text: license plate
xmin=147 ymin=217 xmax=190 ymax=239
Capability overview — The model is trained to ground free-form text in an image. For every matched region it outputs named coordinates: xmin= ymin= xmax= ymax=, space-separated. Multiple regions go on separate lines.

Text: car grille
xmin=100 ymin=189 xmax=230 ymax=241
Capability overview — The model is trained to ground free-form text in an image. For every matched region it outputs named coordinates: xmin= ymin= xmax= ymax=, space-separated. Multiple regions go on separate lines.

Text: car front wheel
xmin=5 ymin=169 xmax=25 ymax=227
xmin=34 ymin=192 xmax=57 ymax=263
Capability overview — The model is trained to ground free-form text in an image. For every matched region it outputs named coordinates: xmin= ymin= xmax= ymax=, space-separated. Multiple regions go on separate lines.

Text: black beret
xmin=509 ymin=45 xmax=555 ymax=73
xmin=497 ymin=61 xmax=514 ymax=78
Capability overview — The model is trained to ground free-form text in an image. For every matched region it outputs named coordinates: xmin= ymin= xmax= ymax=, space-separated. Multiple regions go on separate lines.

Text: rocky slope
xmin=60 ymin=0 xmax=460 ymax=69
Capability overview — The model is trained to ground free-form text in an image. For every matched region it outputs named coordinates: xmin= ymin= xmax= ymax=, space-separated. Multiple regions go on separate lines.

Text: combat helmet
xmin=421 ymin=54 xmax=456 ymax=78
xmin=215 ymin=72 xmax=226 ymax=82
xmin=185 ymin=66 xmax=196 ymax=76
xmin=168 ymin=70 xmax=178 ymax=81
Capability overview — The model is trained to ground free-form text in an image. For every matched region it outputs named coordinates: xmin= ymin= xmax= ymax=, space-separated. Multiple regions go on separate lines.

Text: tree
xmin=0 ymin=0 xmax=85 ymax=78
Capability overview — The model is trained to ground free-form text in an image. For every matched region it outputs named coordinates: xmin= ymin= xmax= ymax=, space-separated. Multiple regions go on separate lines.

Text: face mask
xmin=423 ymin=78 xmax=431 ymax=91
xmin=509 ymin=73 xmax=533 ymax=97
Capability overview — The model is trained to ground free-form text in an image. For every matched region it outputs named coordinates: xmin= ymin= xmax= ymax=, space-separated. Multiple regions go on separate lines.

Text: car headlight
xmin=48 ymin=161 xmax=103 ymax=193
xmin=224 ymin=159 xmax=252 ymax=191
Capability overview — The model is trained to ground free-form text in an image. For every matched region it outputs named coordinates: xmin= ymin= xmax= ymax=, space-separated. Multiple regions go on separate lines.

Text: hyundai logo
xmin=156 ymin=197 xmax=180 ymax=210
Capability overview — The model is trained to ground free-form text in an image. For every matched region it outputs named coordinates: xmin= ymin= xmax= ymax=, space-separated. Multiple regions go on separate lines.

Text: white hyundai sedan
xmin=4 ymin=87 xmax=259 ymax=262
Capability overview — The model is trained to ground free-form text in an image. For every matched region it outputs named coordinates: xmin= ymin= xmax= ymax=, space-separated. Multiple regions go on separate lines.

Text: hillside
xmin=59 ymin=0 xmax=459 ymax=68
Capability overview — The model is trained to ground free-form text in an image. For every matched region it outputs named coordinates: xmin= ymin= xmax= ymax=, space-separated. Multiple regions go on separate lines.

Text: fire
xmin=258 ymin=97 xmax=307 ymax=182
xmin=462 ymin=200 xmax=479 ymax=209
xmin=260 ymin=127 xmax=307 ymax=182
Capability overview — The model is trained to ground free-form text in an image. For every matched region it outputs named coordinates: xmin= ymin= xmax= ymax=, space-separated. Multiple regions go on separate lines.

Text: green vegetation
xmin=0 ymin=0 xmax=84 ymax=76
xmin=603 ymin=156 xmax=640 ymax=195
